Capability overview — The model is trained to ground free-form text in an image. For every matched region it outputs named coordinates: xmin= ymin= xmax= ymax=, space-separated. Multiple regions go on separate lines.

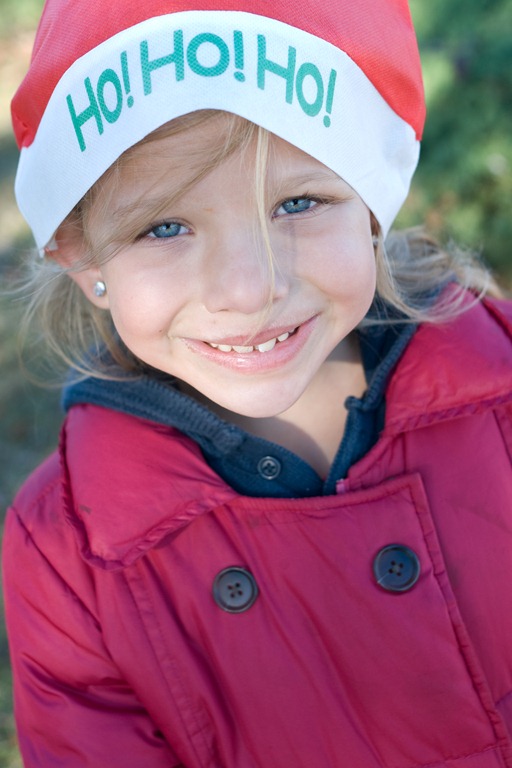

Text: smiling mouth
xmin=206 ymin=327 xmax=299 ymax=354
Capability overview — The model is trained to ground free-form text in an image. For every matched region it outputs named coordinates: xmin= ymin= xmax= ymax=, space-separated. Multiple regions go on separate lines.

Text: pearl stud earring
xmin=93 ymin=280 xmax=107 ymax=297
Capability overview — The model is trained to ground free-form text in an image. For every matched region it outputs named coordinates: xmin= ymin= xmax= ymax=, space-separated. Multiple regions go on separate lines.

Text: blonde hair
xmin=19 ymin=110 xmax=500 ymax=381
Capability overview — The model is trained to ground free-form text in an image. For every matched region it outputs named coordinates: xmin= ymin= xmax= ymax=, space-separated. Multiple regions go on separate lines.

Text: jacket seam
xmin=386 ymin=475 xmax=512 ymax=768
xmin=10 ymin=470 xmax=61 ymax=515
xmin=124 ymin=567 xmax=215 ymax=768
xmin=495 ymin=406 xmax=512 ymax=464
xmin=390 ymin=742 xmax=503 ymax=768
xmin=386 ymin=392 xmax=512 ymax=436
xmin=74 ymin=474 xmax=425 ymax=563
xmin=7 ymin=509 xmax=103 ymax=636
xmin=496 ymin=689 xmax=512 ymax=709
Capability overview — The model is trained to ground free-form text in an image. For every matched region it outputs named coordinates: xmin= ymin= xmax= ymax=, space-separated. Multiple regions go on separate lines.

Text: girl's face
xmin=75 ymin=116 xmax=376 ymax=418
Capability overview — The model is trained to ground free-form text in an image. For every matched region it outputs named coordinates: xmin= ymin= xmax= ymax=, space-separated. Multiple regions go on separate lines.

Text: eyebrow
xmin=112 ymin=196 xmax=169 ymax=220
xmin=276 ymin=169 xmax=341 ymax=186
xmin=111 ymin=169 xmax=344 ymax=222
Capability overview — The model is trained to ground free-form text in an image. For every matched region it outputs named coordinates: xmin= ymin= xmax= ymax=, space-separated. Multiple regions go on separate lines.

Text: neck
xmin=198 ymin=333 xmax=367 ymax=478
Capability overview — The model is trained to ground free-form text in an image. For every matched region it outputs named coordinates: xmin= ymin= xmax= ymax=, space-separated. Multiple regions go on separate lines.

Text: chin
xmin=208 ymin=388 xmax=304 ymax=420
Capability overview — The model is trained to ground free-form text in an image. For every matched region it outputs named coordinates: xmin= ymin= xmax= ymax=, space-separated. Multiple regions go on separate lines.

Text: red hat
xmin=12 ymin=0 xmax=425 ymax=249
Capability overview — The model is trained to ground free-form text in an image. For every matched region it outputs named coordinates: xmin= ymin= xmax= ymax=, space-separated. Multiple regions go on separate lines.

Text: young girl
xmin=4 ymin=0 xmax=512 ymax=766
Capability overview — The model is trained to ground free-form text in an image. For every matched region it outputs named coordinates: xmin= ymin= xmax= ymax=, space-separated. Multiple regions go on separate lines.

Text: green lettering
xmin=97 ymin=68 xmax=123 ymax=123
xmin=141 ymin=31 xmax=185 ymax=95
xmin=295 ymin=62 xmax=324 ymax=117
xmin=257 ymin=35 xmax=296 ymax=104
xmin=187 ymin=33 xmax=230 ymax=77
xmin=66 ymin=77 xmax=103 ymax=152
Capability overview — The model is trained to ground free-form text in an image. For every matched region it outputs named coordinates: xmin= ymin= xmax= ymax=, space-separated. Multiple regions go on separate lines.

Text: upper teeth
xmin=208 ymin=331 xmax=292 ymax=353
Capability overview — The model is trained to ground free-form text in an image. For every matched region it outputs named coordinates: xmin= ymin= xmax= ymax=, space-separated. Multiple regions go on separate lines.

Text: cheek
xmin=315 ymin=242 xmax=377 ymax=306
xmin=100 ymin=249 xmax=194 ymax=336
xmin=104 ymin=274 xmax=177 ymax=341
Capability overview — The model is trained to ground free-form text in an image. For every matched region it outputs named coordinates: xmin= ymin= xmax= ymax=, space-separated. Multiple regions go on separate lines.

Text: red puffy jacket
xmin=4 ymin=297 xmax=512 ymax=767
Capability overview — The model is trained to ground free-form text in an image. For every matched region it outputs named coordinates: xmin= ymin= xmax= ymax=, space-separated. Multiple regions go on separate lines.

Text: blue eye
xmin=148 ymin=222 xmax=186 ymax=239
xmin=276 ymin=197 xmax=317 ymax=216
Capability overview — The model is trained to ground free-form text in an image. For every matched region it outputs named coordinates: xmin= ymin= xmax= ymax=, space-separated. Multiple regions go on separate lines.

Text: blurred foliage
xmin=0 ymin=2 xmax=60 ymax=765
xmin=400 ymin=0 xmax=512 ymax=282
xmin=0 ymin=0 xmax=42 ymax=37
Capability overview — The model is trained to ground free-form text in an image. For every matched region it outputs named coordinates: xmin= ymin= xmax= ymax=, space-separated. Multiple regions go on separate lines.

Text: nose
xmin=201 ymin=228 xmax=288 ymax=315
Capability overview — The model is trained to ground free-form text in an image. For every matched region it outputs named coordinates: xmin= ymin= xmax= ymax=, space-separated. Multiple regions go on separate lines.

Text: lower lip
xmin=183 ymin=316 xmax=318 ymax=373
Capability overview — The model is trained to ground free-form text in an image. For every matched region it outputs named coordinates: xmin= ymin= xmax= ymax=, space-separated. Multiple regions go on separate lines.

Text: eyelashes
xmin=272 ymin=193 xmax=342 ymax=220
xmin=146 ymin=222 xmax=189 ymax=239
xmin=274 ymin=197 xmax=318 ymax=216
xmin=136 ymin=192 xmax=342 ymax=243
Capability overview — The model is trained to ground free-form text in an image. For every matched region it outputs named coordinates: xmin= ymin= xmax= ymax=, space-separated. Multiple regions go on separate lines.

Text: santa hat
xmin=12 ymin=0 xmax=425 ymax=249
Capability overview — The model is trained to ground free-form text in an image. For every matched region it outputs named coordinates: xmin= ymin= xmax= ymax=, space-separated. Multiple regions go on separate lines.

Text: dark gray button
xmin=257 ymin=455 xmax=281 ymax=480
xmin=213 ymin=567 xmax=259 ymax=613
xmin=373 ymin=545 xmax=420 ymax=593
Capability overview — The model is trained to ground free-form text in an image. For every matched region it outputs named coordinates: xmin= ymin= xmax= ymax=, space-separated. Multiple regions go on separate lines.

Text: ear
xmin=46 ymin=225 xmax=110 ymax=310
xmin=369 ymin=212 xmax=381 ymax=251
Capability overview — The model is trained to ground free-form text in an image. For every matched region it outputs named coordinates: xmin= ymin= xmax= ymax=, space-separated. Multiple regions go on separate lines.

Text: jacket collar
xmin=384 ymin=296 xmax=512 ymax=434
xmin=60 ymin=407 xmax=240 ymax=569
xmin=61 ymin=296 xmax=512 ymax=569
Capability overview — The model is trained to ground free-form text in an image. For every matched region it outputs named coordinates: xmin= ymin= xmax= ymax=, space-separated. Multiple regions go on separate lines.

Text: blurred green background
xmin=0 ymin=0 xmax=511 ymax=763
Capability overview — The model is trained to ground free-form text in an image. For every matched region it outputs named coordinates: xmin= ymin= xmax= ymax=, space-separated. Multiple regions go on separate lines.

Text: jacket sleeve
xmin=2 ymin=503 xmax=183 ymax=768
